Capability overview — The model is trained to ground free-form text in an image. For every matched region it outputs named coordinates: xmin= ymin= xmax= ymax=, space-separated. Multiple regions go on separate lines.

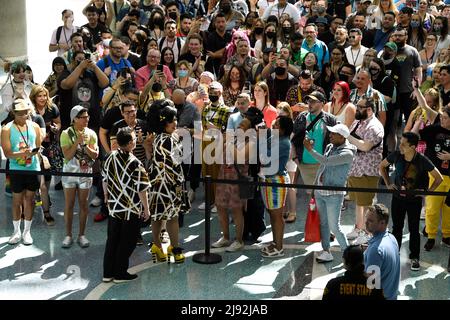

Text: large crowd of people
xmin=1 ymin=0 xmax=450 ymax=297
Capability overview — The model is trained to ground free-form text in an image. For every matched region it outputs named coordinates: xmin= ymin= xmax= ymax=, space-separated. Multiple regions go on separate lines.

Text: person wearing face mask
xmin=168 ymin=60 xmax=199 ymax=96
xmin=391 ymin=27 xmax=422 ymax=124
xmin=306 ymin=0 xmax=332 ymax=26
xmin=262 ymin=0 xmax=301 ymax=27
xmin=49 ymin=9 xmax=79 ymax=57
xmin=148 ymin=9 xmax=166 ymax=42
xmin=407 ymin=14 xmax=427 ymax=52
xmin=378 ymin=42 xmax=400 ymax=86
xmin=254 ymin=23 xmax=283 ymax=62
xmin=199 ymin=81 xmax=230 ymax=212
xmin=432 ymin=16 xmax=450 ymax=57
xmin=266 ymin=58 xmax=298 ymax=107
xmin=249 ymin=18 xmax=265 ymax=47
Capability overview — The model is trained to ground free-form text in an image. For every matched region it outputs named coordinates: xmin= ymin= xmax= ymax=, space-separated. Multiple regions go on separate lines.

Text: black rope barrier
xmin=0 ymin=167 xmax=449 ymax=197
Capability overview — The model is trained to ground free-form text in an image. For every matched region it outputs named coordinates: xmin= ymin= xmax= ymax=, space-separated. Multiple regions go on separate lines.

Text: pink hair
xmin=225 ymin=30 xmax=253 ymax=60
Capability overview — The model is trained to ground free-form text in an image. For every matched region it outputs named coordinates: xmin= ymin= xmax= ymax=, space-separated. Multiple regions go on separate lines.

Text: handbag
xmin=234 ymin=164 xmax=255 ymax=200
xmin=305 ymin=197 xmax=321 ymax=242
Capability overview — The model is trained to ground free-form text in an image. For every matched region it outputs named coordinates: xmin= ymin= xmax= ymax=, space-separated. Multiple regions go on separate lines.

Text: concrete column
xmin=0 ymin=0 xmax=27 ymax=60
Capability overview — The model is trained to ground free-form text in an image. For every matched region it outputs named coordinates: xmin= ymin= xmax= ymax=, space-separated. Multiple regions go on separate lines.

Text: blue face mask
xmin=410 ymin=21 xmax=420 ymax=28
xmin=178 ymin=69 xmax=189 ymax=78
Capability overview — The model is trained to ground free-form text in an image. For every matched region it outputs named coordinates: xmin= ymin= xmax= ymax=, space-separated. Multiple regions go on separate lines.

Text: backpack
xmin=382 ymin=75 xmax=397 ymax=105
xmin=56 ymin=26 xmax=63 ymax=44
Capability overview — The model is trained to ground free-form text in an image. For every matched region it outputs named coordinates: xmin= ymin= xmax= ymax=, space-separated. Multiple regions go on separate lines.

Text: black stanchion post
xmin=447 ymin=250 xmax=450 ymax=273
xmin=193 ymin=175 xmax=222 ymax=264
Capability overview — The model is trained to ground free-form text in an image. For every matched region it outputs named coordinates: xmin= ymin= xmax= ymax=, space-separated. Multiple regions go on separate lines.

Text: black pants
xmin=397 ymin=91 xmax=416 ymax=127
xmin=103 ymin=214 xmax=139 ymax=278
xmin=391 ymin=195 xmax=422 ymax=259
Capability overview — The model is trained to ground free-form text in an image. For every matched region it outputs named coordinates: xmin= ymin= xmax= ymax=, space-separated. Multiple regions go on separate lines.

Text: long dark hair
xmin=434 ymin=16 xmax=449 ymax=38
xmin=223 ymin=65 xmax=246 ymax=91
xmin=147 ymin=8 xmax=165 ymax=30
xmin=161 ymin=47 xmax=177 ymax=77
xmin=262 ymin=23 xmax=278 ymax=51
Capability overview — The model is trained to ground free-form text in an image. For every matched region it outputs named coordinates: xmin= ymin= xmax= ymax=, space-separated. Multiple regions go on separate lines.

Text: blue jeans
xmin=315 ymin=192 xmax=348 ymax=251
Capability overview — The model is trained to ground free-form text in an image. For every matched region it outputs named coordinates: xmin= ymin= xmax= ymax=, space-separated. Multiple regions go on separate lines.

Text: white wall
xmin=26 ymin=0 xmax=88 ymax=84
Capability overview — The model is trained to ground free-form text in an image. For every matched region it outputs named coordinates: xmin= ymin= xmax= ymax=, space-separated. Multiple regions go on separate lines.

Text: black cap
xmin=305 ymin=91 xmax=327 ymax=103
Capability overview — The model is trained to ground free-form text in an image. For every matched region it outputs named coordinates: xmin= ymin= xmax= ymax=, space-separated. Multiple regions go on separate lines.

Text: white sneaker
xmin=420 ymin=207 xmax=426 ymax=220
xmin=198 ymin=202 xmax=206 ymax=210
xmin=62 ymin=236 xmax=73 ymax=248
xmin=316 ymin=251 xmax=334 ymax=263
xmin=211 ymin=205 xmax=217 ymax=213
xmin=346 ymin=227 xmax=361 ymax=240
xmin=188 ymin=189 xmax=195 ymax=203
xmin=352 ymin=231 xmax=371 ymax=245
xmin=89 ymin=196 xmax=102 ymax=207
xmin=77 ymin=235 xmax=90 ymax=248
xmin=212 ymin=236 xmax=231 ymax=248
xmin=226 ymin=240 xmax=245 ymax=252
xmin=8 ymin=231 xmax=22 ymax=245
xmin=22 ymin=230 xmax=33 ymax=245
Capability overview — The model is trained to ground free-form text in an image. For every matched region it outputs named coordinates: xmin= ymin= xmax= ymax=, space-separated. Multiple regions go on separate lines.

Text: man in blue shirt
xmin=96 ymin=38 xmax=133 ymax=85
xmin=364 ymin=203 xmax=400 ymax=300
xmin=301 ymin=23 xmax=329 ymax=71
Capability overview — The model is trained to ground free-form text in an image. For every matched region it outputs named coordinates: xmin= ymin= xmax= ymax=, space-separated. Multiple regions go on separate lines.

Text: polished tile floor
xmin=0 ymin=168 xmax=449 ymax=300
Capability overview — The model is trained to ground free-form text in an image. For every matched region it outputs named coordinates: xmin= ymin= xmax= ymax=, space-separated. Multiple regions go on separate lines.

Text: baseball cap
xmin=12 ymin=99 xmax=32 ymax=112
xmin=305 ymin=91 xmax=327 ymax=103
xmin=326 ymin=123 xmax=350 ymax=138
xmin=70 ymin=105 xmax=88 ymax=123
xmin=209 ymin=81 xmax=223 ymax=92
xmin=384 ymin=41 xmax=398 ymax=52
xmin=315 ymin=16 xmax=329 ymax=26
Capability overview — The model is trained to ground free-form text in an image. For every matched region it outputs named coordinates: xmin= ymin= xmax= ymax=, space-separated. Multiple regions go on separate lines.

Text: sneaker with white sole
xmin=352 ymin=231 xmax=371 ymax=245
xmin=316 ymin=251 xmax=334 ymax=263
xmin=89 ymin=196 xmax=102 ymax=207
xmin=410 ymin=259 xmax=420 ymax=271
xmin=8 ymin=231 xmax=22 ymax=245
xmin=77 ymin=235 xmax=90 ymax=248
xmin=212 ymin=236 xmax=231 ymax=248
xmin=22 ymin=231 xmax=33 ymax=245
xmin=346 ymin=227 xmax=361 ymax=240
xmin=420 ymin=207 xmax=426 ymax=220
xmin=211 ymin=205 xmax=217 ymax=213
xmin=226 ymin=240 xmax=244 ymax=252
xmin=62 ymin=236 xmax=73 ymax=248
